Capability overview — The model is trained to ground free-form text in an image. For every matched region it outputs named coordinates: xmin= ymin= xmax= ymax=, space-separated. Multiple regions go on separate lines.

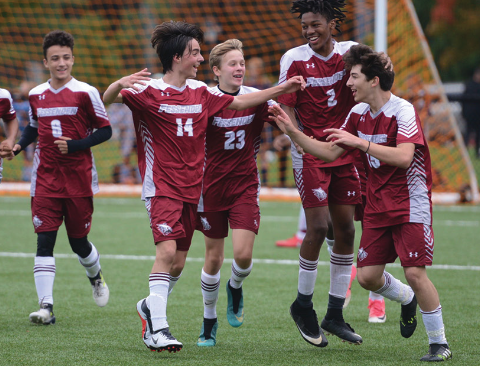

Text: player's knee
xmin=68 ymin=236 xmax=92 ymax=258
xmin=404 ymin=267 xmax=426 ymax=291
xmin=306 ymin=221 xmax=328 ymax=240
xmin=356 ymin=269 xmax=377 ymax=291
xmin=36 ymin=231 xmax=57 ymax=257
xmin=234 ymin=256 xmax=252 ymax=269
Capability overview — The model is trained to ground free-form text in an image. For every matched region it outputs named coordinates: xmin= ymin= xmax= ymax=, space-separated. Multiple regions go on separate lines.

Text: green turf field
xmin=0 ymin=196 xmax=478 ymax=365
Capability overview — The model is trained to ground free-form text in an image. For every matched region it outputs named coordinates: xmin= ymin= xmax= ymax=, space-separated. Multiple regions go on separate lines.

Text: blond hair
xmin=209 ymin=39 xmax=243 ymax=81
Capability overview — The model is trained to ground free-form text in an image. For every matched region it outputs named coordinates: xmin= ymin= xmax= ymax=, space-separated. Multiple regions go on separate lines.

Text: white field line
xmin=1 ymin=252 xmax=479 ymax=271
xmin=0 ymin=209 xmax=477 ymax=226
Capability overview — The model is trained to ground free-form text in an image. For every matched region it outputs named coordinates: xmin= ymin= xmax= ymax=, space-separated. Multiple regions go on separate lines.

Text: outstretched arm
xmin=227 ymin=76 xmax=306 ymax=111
xmin=54 ymin=125 xmax=113 ymax=154
xmin=103 ymin=68 xmax=151 ymax=104
xmin=268 ymin=104 xmax=344 ymax=162
xmin=325 ymin=128 xmax=415 ymax=169
xmin=0 ymin=117 xmax=19 ymax=158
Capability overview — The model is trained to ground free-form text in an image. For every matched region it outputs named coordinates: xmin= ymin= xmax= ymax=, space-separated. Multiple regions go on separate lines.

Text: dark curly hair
xmin=291 ymin=0 xmax=346 ymax=35
xmin=43 ymin=30 xmax=74 ymax=58
xmin=343 ymin=44 xmax=395 ymax=91
xmin=151 ymin=21 xmax=204 ymax=74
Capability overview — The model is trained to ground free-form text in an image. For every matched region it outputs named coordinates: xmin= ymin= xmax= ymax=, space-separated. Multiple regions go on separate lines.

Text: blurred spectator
xmin=107 ymin=103 xmax=140 ymax=183
xmin=461 ymin=66 xmax=480 ymax=158
xmin=13 ymin=81 xmax=36 ymax=181
xmin=243 ymin=56 xmax=277 ymax=185
xmin=272 ymin=133 xmax=291 ymax=187
xmin=201 ymin=16 xmax=223 ymax=86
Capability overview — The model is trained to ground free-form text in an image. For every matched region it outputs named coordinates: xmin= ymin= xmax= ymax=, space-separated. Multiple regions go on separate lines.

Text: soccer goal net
xmin=1 ymin=0 xmax=477 ymax=202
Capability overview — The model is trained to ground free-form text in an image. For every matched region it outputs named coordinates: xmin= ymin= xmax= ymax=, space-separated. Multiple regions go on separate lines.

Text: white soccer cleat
xmin=147 ymin=328 xmax=183 ymax=353
xmin=91 ymin=270 xmax=109 ymax=307
xmin=29 ymin=305 xmax=56 ymax=325
xmin=136 ymin=298 xmax=152 ymax=346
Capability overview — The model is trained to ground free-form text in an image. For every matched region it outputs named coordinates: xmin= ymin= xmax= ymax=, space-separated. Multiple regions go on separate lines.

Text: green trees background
xmin=413 ymin=0 xmax=480 ymax=82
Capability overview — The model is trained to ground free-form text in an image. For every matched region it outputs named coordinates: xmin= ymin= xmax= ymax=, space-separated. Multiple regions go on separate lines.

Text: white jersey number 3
xmin=176 ymin=118 xmax=193 ymax=137
xmin=224 ymin=130 xmax=245 ymax=150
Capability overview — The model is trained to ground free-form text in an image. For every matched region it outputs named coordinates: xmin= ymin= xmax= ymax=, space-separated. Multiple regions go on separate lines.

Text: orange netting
xmin=0 ymin=0 xmax=475 ymax=194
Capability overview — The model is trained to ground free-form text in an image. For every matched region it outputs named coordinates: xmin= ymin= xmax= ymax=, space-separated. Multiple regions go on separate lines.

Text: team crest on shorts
xmin=157 ymin=222 xmax=173 ymax=236
xmin=358 ymin=247 xmax=368 ymax=262
xmin=200 ymin=216 xmax=211 ymax=231
xmin=312 ymin=187 xmax=327 ymax=202
xmin=33 ymin=215 xmax=43 ymax=229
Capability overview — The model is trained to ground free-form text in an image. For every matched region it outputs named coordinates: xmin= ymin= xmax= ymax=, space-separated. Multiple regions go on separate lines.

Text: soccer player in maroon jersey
xmin=10 ymin=30 xmax=113 ymax=325
xmin=103 ymin=21 xmax=305 ymax=353
xmin=194 ymin=39 xmax=276 ymax=347
xmin=270 ymin=44 xmax=451 ymax=362
xmin=277 ymin=0 xmax=365 ymax=346
xmin=0 ymin=89 xmax=19 ymax=183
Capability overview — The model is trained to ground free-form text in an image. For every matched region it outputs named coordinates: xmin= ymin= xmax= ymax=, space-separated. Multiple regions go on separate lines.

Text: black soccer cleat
xmin=290 ymin=300 xmax=328 ymax=347
xmin=400 ymin=295 xmax=417 ymax=338
xmin=420 ymin=344 xmax=452 ymax=362
xmin=321 ymin=317 xmax=363 ymax=345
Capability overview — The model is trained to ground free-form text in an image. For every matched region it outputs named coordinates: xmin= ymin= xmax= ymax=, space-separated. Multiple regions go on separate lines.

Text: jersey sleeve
xmin=28 ymin=95 xmax=39 ymax=128
xmin=277 ymin=52 xmax=298 ymax=107
xmin=204 ymin=87 xmax=235 ymax=117
xmin=120 ymin=83 xmax=150 ymax=113
xmin=395 ymin=104 xmax=424 ymax=146
xmin=0 ymin=90 xmax=17 ymax=121
xmin=85 ymin=87 xmax=110 ymax=129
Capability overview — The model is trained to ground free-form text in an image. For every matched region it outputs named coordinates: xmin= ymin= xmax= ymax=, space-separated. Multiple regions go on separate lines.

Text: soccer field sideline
xmin=2 ymin=251 xmax=480 ymax=271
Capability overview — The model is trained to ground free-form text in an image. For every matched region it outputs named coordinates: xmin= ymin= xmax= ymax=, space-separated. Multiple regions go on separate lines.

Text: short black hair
xmin=291 ymin=0 xmax=346 ymax=35
xmin=343 ymin=44 xmax=395 ymax=91
xmin=43 ymin=30 xmax=74 ymax=59
xmin=151 ymin=21 xmax=204 ymax=74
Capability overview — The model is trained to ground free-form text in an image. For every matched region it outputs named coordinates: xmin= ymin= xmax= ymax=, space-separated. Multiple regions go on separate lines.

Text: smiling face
xmin=214 ymin=50 xmax=245 ymax=93
xmin=43 ymin=45 xmax=74 ymax=88
xmin=301 ymin=12 xmax=335 ymax=56
xmin=178 ymin=39 xmax=204 ymax=80
xmin=347 ymin=64 xmax=373 ymax=103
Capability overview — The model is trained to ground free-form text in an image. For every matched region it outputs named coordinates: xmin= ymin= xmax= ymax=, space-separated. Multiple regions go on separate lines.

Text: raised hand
xmin=117 ymin=68 xmax=152 ymax=91
xmin=281 ymin=75 xmax=306 ymax=94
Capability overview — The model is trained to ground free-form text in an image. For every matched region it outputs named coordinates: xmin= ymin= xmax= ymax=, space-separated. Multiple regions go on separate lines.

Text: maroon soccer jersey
xmin=0 ymin=88 xmax=17 ymax=183
xmin=0 ymin=89 xmax=17 ymax=122
xmin=198 ymin=85 xmax=274 ymax=212
xmin=28 ymin=78 xmax=110 ymax=197
xmin=121 ymin=78 xmax=234 ymax=203
xmin=341 ymin=94 xmax=433 ymax=228
xmin=278 ymin=40 xmax=357 ymax=169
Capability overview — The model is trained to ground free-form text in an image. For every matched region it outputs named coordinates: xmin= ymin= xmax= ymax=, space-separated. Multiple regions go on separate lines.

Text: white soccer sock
xmin=329 ymin=252 xmax=353 ymax=298
xmin=298 ymin=255 xmax=317 ymax=296
xmin=201 ymin=269 xmax=220 ymax=319
xmin=147 ymin=273 xmax=169 ymax=331
xmin=229 ymin=259 xmax=252 ymax=289
xmin=168 ymin=272 xmax=182 ymax=296
xmin=369 ymin=291 xmax=384 ymax=301
xmin=421 ymin=305 xmax=448 ymax=345
xmin=34 ymin=256 xmax=55 ymax=305
xmin=296 ymin=207 xmax=307 ymax=240
xmin=325 ymin=238 xmax=335 ymax=256
xmin=78 ymin=242 xmax=101 ymax=278
xmin=374 ymin=271 xmax=414 ymax=305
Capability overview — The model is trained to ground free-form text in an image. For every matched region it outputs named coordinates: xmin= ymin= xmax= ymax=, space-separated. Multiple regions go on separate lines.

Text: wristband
xmin=365 ymin=140 xmax=371 ymax=154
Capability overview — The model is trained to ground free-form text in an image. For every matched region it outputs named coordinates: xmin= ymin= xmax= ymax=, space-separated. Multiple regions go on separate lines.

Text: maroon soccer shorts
xmin=31 ymin=196 xmax=93 ymax=238
xmin=357 ymin=222 xmax=434 ymax=268
xmin=294 ymin=164 xmax=362 ymax=208
xmin=145 ymin=196 xmax=197 ymax=251
xmin=196 ymin=202 xmax=260 ymax=239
